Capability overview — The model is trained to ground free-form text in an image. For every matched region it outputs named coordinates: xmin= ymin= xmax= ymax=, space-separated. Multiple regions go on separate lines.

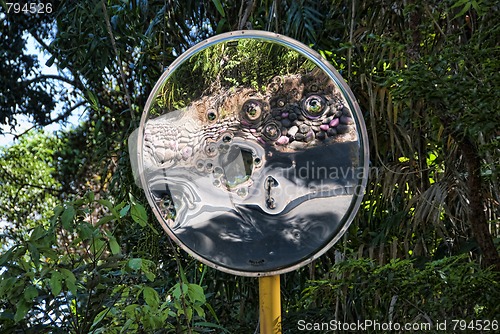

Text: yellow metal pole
xmin=259 ymin=275 xmax=282 ymax=334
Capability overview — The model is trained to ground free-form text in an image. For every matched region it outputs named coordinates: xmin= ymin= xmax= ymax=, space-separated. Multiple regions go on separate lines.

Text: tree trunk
xmin=460 ymin=137 xmax=500 ymax=271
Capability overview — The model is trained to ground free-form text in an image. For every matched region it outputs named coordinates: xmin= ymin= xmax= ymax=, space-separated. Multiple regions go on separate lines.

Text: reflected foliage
xmin=157 ymin=38 xmax=314 ymax=111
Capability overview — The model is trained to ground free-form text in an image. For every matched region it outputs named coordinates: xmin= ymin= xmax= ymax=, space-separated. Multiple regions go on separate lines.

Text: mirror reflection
xmin=138 ymin=34 xmax=366 ymax=274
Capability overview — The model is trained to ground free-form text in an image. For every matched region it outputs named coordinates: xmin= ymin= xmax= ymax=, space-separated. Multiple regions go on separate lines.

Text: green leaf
xmin=193 ymin=321 xmax=228 ymax=332
xmin=50 ymin=271 xmax=63 ymax=296
xmin=97 ymin=199 xmax=113 ymax=208
xmin=90 ymin=237 xmax=106 ymax=257
xmin=40 ymin=247 xmax=57 ymax=260
xmin=50 ymin=206 xmax=64 ymax=226
xmin=108 ymin=235 xmax=121 ymax=255
xmin=471 ymin=0 xmax=480 ymax=11
xmin=59 ymin=269 xmax=77 ymax=294
xmin=144 ymin=271 xmax=156 ymax=282
xmin=86 ymin=191 xmax=95 ymax=202
xmin=453 ymin=2 xmax=472 ymax=19
xmin=14 ymin=300 xmax=30 ymax=323
xmin=0 ymin=247 xmax=14 ymax=266
xmin=179 ymin=264 xmax=187 ymax=283
xmin=97 ymin=215 xmax=115 ymax=226
xmin=23 ymin=285 xmax=38 ymax=301
xmin=121 ymin=318 xmax=135 ymax=333
xmin=66 ymin=280 xmax=77 ymax=295
xmin=187 ymin=284 xmax=206 ymax=303
xmin=181 ymin=282 xmax=188 ymax=295
xmin=204 ymin=303 xmax=219 ymax=323
xmin=94 ymin=118 xmax=102 ymax=137
xmin=128 ymin=258 xmax=142 ymax=270
xmin=13 ymin=246 xmax=27 ymax=259
xmin=171 ymin=283 xmax=181 ymax=300
xmin=185 ymin=306 xmax=193 ymax=322
xmin=216 ymin=18 xmax=227 ymax=34
xmin=60 ymin=268 xmax=76 ymax=284
xmin=45 ymin=55 xmax=56 ymax=67
xmin=131 ymin=203 xmax=148 ymax=227
xmin=98 ymin=199 xmax=120 ymax=218
xmin=193 ymin=304 xmax=205 ymax=318
xmin=119 ymin=204 xmax=130 ymax=218
xmin=124 ymin=303 xmax=139 ymax=317
xmin=27 ymin=242 xmax=40 ymax=267
xmin=212 ymin=0 xmax=225 ymax=17
xmin=72 ymin=198 xmax=85 ymax=207
xmin=78 ymin=222 xmax=95 ymax=240
xmin=143 ymin=286 xmax=159 ymax=308
xmin=91 ymin=308 xmax=109 ymax=329
xmin=29 ymin=225 xmax=46 ymax=241
xmin=451 ymin=0 xmax=470 ymax=9
xmin=86 ymin=90 xmax=99 ymax=110
xmin=0 ymin=277 xmax=17 ymax=297
xmin=61 ymin=205 xmax=76 ymax=230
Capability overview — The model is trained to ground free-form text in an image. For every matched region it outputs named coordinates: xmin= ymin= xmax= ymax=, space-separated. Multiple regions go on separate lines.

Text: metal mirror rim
xmin=136 ymin=30 xmax=369 ymax=277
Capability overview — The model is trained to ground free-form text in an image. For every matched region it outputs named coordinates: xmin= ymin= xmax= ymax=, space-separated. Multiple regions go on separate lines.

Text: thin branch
xmin=11 ymin=183 xmax=61 ymax=209
xmin=0 ymin=164 xmax=61 ymax=196
xmin=14 ymin=183 xmax=63 ymax=195
xmin=29 ymin=30 xmax=52 ymax=52
xmin=238 ymin=1 xmax=245 ymax=29
xmin=45 ymin=101 xmax=87 ymax=124
xmin=424 ymin=4 xmax=446 ymax=39
xmin=23 ymin=74 xmax=78 ymax=87
xmin=13 ymin=101 xmax=86 ymax=140
xmin=1 ymin=161 xmax=63 ymax=204
xmin=348 ymin=0 xmax=355 ymax=81
xmin=238 ymin=0 xmax=255 ymax=30
xmin=101 ymin=0 xmax=135 ymax=121
xmin=29 ymin=31 xmax=85 ymax=92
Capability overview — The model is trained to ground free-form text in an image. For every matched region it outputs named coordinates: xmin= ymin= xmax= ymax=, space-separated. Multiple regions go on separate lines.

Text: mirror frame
xmin=135 ymin=30 xmax=369 ymax=276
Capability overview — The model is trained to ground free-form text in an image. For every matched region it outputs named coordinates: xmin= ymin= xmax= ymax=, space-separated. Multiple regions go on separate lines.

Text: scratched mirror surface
xmin=137 ymin=31 xmax=369 ymax=275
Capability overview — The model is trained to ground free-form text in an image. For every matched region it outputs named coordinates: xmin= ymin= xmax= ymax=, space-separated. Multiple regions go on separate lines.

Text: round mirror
xmin=135 ymin=31 xmax=369 ymax=276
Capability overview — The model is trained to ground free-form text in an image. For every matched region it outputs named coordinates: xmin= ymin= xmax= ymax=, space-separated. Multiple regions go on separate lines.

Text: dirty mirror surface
xmin=138 ymin=32 xmax=368 ymax=275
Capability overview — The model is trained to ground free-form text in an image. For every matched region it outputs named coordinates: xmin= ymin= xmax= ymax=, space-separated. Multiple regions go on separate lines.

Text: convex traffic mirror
xmin=130 ymin=31 xmax=369 ymax=276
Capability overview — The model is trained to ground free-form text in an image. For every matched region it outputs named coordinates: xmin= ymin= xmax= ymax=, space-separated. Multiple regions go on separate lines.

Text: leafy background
xmin=1 ymin=0 xmax=499 ymax=333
